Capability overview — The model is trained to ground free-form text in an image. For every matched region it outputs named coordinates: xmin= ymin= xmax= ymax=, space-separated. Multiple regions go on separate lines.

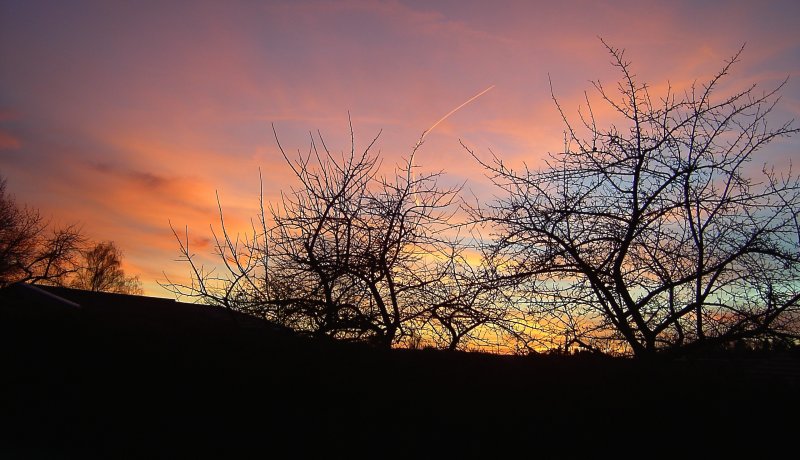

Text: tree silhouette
xmin=466 ymin=41 xmax=800 ymax=356
xmin=71 ymin=241 xmax=143 ymax=295
xmin=165 ymin=122 xmax=511 ymax=349
xmin=0 ymin=175 xmax=84 ymax=287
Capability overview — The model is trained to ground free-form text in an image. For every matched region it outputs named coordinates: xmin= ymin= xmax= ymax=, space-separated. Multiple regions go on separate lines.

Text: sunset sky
xmin=1 ymin=0 xmax=799 ymax=296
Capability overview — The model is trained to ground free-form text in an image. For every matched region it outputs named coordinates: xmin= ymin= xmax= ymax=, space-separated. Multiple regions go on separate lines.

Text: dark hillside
xmin=1 ymin=284 xmax=797 ymax=457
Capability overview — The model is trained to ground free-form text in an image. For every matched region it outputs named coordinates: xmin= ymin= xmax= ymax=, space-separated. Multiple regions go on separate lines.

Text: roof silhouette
xmin=0 ymin=282 xmax=294 ymax=337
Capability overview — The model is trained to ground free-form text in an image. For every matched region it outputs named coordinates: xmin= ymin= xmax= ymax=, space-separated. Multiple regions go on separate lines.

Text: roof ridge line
xmin=19 ymin=283 xmax=82 ymax=309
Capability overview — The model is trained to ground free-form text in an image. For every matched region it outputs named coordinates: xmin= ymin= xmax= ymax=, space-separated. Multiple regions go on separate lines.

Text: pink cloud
xmin=0 ymin=130 xmax=21 ymax=151
xmin=2 ymin=1 xmax=798 ymax=296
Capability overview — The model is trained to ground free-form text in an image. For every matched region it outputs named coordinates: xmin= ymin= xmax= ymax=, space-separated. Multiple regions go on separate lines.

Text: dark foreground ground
xmin=1 ymin=285 xmax=798 ymax=458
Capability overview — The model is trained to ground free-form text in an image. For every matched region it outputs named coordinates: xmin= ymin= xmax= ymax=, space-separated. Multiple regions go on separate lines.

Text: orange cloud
xmin=1 ymin=1 xmax=797 ymax=297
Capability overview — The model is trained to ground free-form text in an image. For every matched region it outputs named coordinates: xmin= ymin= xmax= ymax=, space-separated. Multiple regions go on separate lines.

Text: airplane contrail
xmin=420 ymin=84 xmax=495 ymax=142
xmin=411 ymin=84 xmax=495 ymax=205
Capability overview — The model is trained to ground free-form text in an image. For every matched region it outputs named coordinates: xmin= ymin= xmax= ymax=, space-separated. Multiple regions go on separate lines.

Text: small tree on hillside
xmin=467 ymin=42 xmax=800 ymax=357
xmin=71 ymin=241 xmax=143 ymax=295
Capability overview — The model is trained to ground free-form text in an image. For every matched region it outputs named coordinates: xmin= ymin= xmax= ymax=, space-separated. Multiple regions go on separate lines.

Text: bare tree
xmin=467 ymin=42 xmax=800 ymax=357
xmin=0 ymin=175 xmax=84 ymax=288
xmin=406 ymin=239 xmax=524 ymax=351
xmin=71 ymin=241 xmax=143 ymax=295
xmin=166 ymin=122 xmax=501 ymax=349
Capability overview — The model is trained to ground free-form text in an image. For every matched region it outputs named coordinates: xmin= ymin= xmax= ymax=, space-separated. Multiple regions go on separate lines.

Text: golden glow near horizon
xmin=1 ymin=1 xmax=799 ymax=296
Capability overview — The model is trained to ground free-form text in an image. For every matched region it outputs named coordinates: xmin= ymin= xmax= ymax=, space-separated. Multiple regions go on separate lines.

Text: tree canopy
xmin=169 ymin=43 xmax=799 ymax=357
xmin=467 ymin=42 xmax=800 ymax=356
xmin=1 ymin=176 xmax=141 ymax=295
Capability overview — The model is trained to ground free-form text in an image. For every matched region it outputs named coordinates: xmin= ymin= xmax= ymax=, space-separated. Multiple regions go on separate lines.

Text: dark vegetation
xmin=2 ymin=42 xmax=799 ymax=456
xmin=1 ymin=284 xmax=798 ymax=457
xmin=168 ymin=43 xmax=800 ymax=357
xmin=163 ymin=124 xmax=515 ymax=351
xmin=0 ymin=176 xmax=142 ymax=294
xmin=69 ymin=241 xmax=143 ymax=295
xmin=467 ymin=42 xmax=800 ymax=356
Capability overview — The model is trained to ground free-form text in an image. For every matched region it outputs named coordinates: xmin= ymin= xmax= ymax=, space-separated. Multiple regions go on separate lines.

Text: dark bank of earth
xmin=1 ymin=285 xmax=797 ymax=457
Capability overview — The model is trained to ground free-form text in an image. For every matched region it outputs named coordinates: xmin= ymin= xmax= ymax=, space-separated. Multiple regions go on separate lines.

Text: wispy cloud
xmin=1 ymin=0 xmax=798 ymax=295
xmin=0 ymin=131 xmax=21 ymax=151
